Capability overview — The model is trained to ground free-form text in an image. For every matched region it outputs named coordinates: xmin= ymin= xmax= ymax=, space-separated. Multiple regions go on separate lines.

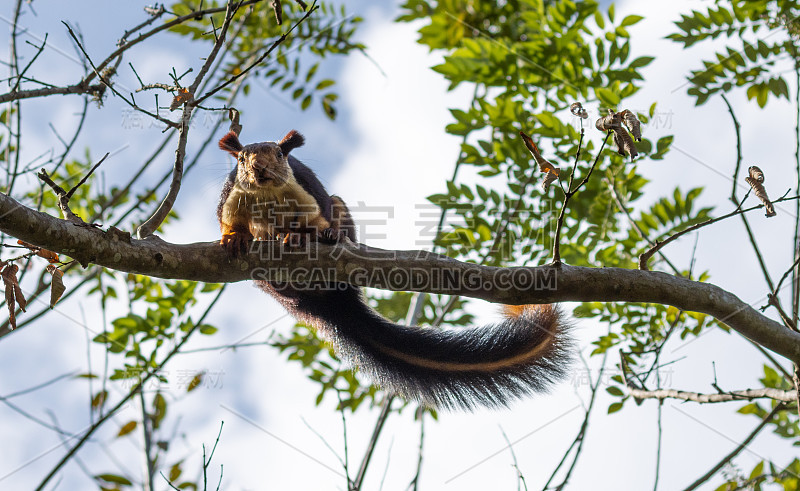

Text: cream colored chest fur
xmin=221 ymin=176 xmax=322 ymax=239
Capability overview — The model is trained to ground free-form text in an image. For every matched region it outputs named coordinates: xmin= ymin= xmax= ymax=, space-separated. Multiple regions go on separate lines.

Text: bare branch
xmin=188 ymin=1 xmax=241 ymax=96
xmin=552 ymin=132 xmax=610 ymax=263
xmin=0 ymin=1 xmax=264 ymax=105
xmin=639 ymin=193 xmax=800 ymax=271
xmin=353 ymin=398 xmax=392 ymax=490
xmin=194 ymin=2 xmax=319 ymax=106
xmin=682 ymin=403 xmax=786 ymax=491
xmin=628 ymin=387 xmax=796 ymax=403
xmin=34 ymin=287 xmax=226 ymax=491
xmin=0 ymin=82 xmax=108 ymax=104
xmin=606 ymin=177 xmax=682 ymax=275
xmin=63 ymin=22 xmax=179 ymax=128
xmin=136 ymin=1 xmax=291 ymax=239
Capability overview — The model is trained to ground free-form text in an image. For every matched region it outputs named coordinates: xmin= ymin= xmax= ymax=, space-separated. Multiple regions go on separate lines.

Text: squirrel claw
xmin=319 ymin=227 xmax=345 ymax=244
xmin=220 ymin=231 xmax=252 ymax=258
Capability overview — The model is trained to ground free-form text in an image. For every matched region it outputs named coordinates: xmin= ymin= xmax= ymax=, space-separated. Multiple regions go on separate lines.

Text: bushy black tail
xmin=261 ymin=282 xmax=572 ymax=410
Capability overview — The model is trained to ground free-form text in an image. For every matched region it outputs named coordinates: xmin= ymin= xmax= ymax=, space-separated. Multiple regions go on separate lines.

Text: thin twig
xmin=63 ymin=23 xmax=178 ymax=128
xmin=194 ymin=2 xmax=318 ymax=106
xmin=500 ymin=426 xmax=527 ymax=491
xmin=793 ymin=46 xmax=800 ymax=326
xmin=0 ymin=370 xmax=78 ymax=399
xmin=136 ymin=1 xmax=269 ymax=239
xmin=34 ymin=287 xmax=227 ymax=491
xmin=406 ymin=411 xmax=425 ymax=491
xmin=606 ymin=177 xmax=681 ymax=275
xmin=36 ymin=169 xmax=85 ymax=224
xmin=543 ymin=353 xmax=607 ymax=490
xmin=66 ymin=152 xmax=110 ymax=200
xmin=639 ymin=194 xmax=800 ymax=271
xmin=9 ymin=34 xmax=48 ymax=93
xmin=188 ymin=1 xmax=241 ymax=95
xmin=0 ymin=1 xmax=265 ymax=105
xmin=353 ymin=397 xmax=392 ymax=490
xmin=119 ymin=4 xmax=167 ymax=44
xmin=139 ymin=385 xmax=156 ymax=491
xmin=721 ymin=94 xmax=743 ymax=202
xmin=552 ymin=132 xmax=610 ymax=263
xmin=203 ymin=421 xmax=225 ymax=489
xmin=682 ymin=403 xmax=785 ymax=491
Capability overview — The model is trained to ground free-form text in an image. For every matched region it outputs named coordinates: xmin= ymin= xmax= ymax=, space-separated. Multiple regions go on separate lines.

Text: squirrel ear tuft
xmin=219 ymin=131 xmax=243 ymax=157
xmin=279 ymin=130 xmax=305 ymax=155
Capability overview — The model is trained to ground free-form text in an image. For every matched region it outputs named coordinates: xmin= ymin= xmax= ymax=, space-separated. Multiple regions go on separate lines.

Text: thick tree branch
xmin=1 ymin=193 xmax=800 ymax=364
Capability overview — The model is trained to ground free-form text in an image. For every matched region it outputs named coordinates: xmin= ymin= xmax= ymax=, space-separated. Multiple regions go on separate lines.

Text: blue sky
xmin=0 ymin=1 xmax=797 ymax=490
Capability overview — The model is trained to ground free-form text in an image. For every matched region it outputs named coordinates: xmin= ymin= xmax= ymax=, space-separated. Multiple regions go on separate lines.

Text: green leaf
xmin=117 ymin=420 xmax=138 ymax=437
xmin=620 ymin=15 xmax=644 ymax=27
xmin=595 ymin=87 xmax=620 ymax=106
xmin=315 ymin=79 xmax=335 ymax=90
xmin=199 ymin=324 xmax=218 ymax=335
xmin=95 ymin=474 xmax=133 ymax=486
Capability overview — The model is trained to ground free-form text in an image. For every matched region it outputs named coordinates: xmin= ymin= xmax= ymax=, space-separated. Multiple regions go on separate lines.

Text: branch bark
xmin=1 ymin=193 xmax=800 ymax=363
xmin=628 ymin=387 xmax=796 ymax=403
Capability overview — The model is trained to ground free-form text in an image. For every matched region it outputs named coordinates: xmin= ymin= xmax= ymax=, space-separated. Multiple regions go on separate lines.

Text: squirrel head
xmin=218 ymin=130 xmax=305 ymax=189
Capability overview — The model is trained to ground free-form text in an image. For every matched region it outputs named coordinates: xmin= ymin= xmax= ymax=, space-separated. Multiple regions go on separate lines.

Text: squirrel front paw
xmin=220 ymin=230 xmax=253 ymax=258
xmin=276 ymin=232 xmax=307 ymax=248
xmin=319 ymin=227 xmax=347 ymax=244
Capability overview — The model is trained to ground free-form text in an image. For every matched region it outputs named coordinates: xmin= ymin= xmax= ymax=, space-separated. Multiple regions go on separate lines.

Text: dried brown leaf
xmin=4 ymin=282 xmax=14 ymax=330
xmin=595 ymin=109 xmax=621 ymax=132
xmin=2 ymin=263 xmax=25 ymax=313
xmin=169 ymin=87 xmax=193 ymax=111
xmin=16 ymin=240 xmax=61 ymax=263
xmin=46 ymin=265 xmax=66 ymax=308
xmin=620 ymin=109 xmax=642 ymax=141
xmin=613 ymin=128 xmax=638 ymax=160
xmin=749 ymin=165 xmax=765 ymax=183
xmin=746 ymin=166 xmax=776 ymax=217
xmin=12 ymin=281 xmax=26 ymax=312
xmin=570 ymin=102 xmax=588 ymax=119
xmin=541 ymin=171 xmax=558 ymax=191
xmin=520 ymin=131 xmax=561 ymax=192
xmin=91 ymin=390 xmax=108 ymax=411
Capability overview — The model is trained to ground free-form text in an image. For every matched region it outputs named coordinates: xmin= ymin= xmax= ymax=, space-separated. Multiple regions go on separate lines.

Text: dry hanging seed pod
xmin=169 ymin=87 xmax=193 ymax=111
xmin=519 ymin=131 xmax=560 ymax=191
xmin=619 ymin=109 xmax=642 ymax=142
xmin=745 ymin=165 xmax=776 ymax=217
xmin=749 ymin=166 xmax=764 ymax=182
xmin=596 ymin=109 xmax=640 ymax=160
xmin=595 ymin=109 xmax=621 ymax=131
xmin=46 ymin=265 xmax=66 ymax=308
xmin=570 ymin=102 xmax=588 ymax=119
xmin=613 ymin=127 xmax=638 ymax=159
xmin=2 ymin=263 xmax=26 ymax=329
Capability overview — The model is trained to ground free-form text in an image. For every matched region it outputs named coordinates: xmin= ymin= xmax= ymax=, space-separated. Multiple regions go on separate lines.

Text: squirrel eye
xmin=277 ymin=150 xmax=283 ymax=158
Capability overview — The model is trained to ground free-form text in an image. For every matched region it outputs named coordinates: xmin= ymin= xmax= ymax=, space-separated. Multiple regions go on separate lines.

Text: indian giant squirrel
xmin=217 ymin=129 xmax=571 ymax=410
